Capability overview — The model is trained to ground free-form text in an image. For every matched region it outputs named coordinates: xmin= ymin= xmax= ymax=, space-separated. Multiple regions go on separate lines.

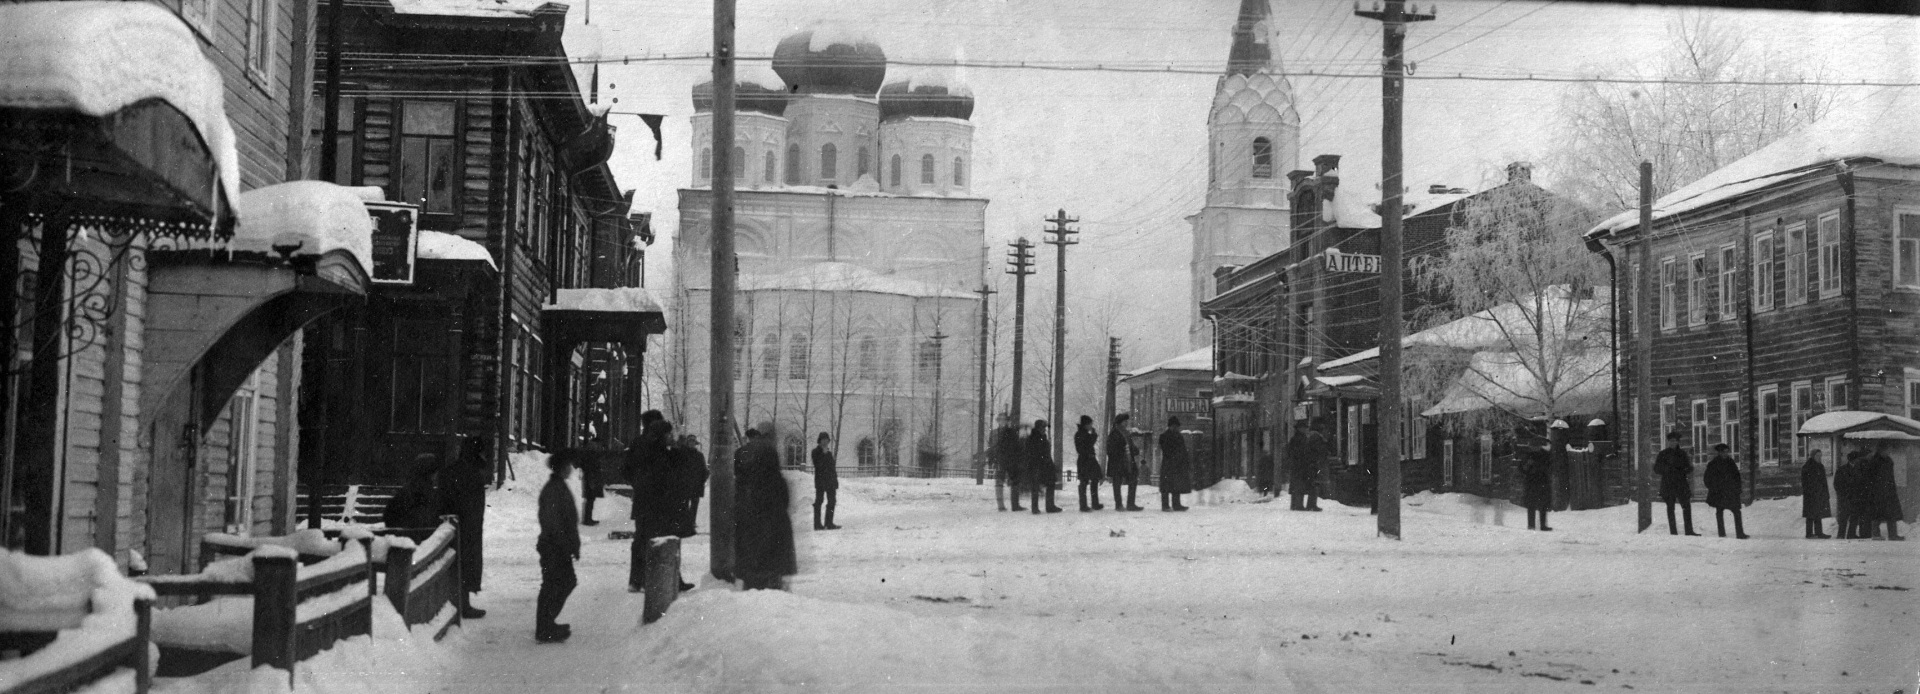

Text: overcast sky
xmin=569 ymin=0 xmax=1917 ymax=368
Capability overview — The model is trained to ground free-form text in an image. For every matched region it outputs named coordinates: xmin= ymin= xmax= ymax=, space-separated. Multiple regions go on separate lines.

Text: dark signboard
xmin=365 ymin=201 xmax=419 ymax=285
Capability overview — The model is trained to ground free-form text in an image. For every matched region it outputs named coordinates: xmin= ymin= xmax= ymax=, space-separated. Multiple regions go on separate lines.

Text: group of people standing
xmin=1654 ymin=433 xmax=1754 ymax=538
xmin=991 ymin=413 xmax=1199 ymax=513
xmin=381 ymin=436 xmax=493 ymax=620
xmin=1800 ymin=445 xmax=1907 ymax=541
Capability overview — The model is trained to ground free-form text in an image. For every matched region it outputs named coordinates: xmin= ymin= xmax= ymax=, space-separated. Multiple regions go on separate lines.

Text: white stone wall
xmin=878 ymin=118 xmax=973 ymax=196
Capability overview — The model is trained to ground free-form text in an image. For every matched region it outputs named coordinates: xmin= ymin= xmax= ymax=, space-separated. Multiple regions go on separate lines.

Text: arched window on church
xmin=783 ymin=434 xmax=805 ymax=469
xmin=785 ymin=144 xmax=801 ymax=184
xmin=764 ymin=151 xmax=777 ymax=183
xmin=890 ymin=154 xmax=902 ymax=187
xmin=700 ymin=147 xmax=712 ymax=179
xmin=820 ymin=144 xmax=837 ymax=181
xmin=953 ymin=157 xmax=964 ymax=187
xmin=733 ymin=146 xmax=745 ymax=179
xmin=858 ymin=336 xmax=878 ymax=380
xmin=1252 ymin=137 xmax=1274 ymax=179
xmin=920 ymin=154 xmax=935 ymax=185
xmin=857 ymin=147 xmax=871 ymax=178
xmin=788 ymin=333 xmax=811 ymax=380
xmin=761 ymin=333 xmax=781 ymax=380
xmin=856 ymin=438 xmax=876 ymax=469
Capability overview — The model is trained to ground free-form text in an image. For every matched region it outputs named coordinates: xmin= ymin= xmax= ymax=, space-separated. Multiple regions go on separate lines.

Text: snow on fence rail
xmin=371 ymin=518 xmax=467 ymax=637
xmin=0 ymin=548 xmax=155 ymax=694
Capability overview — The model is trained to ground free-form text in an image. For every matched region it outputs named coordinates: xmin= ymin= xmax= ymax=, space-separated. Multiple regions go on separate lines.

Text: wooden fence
xmin=0 ymin=598 xmax=153 ymax=694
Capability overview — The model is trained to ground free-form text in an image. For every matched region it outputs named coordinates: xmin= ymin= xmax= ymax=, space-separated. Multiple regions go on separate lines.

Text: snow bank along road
xmin=427 ymin=474 xmax=1915 ymax=693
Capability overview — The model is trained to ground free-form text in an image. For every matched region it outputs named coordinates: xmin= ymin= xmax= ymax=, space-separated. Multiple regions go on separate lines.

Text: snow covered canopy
xmin=388 ymin=0 xmax=565 ymax=18
xmin=231 ymin=181 xmax=378 ymax=277
xmin=0 ymin=1 xmax=240 ymax=235
xmin=1123 ymin=347 xmax=1212 ymax=380
xmin=417 ymin=230 xmax=498 ymax=270
xmin=542 ymin=288 xmax=667 ymax=346
xmin=1590 ymin=88 xmax=1920 ymax=238
xmin=738 ymin=262 xmax=977 ymax=299
xmin=1421 ymin=349 xmax=1610 ymax=419
xmin=1796 ymin=411 xmax=1920 ymax=438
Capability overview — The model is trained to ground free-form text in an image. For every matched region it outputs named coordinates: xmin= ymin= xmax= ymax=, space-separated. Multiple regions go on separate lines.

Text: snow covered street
xmin=398 ymin=472 xmax=1913 ymax=693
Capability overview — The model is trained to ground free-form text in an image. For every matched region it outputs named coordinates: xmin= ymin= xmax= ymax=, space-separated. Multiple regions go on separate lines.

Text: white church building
xmin=668 ymin=28 xmax=987 ymax=473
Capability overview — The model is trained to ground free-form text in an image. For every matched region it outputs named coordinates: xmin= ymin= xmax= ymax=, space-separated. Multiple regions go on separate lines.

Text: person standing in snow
xmin=1285 ymin=421 xmax=1325 ymax=512
xmin=442 ymin=435 xmax=492 ymax=618
xmin=384 ymin=454 xmax=445 ymax=530
xmin=1106 ymin=414 xmax=1142 ymax=511
xmin=577 ymin=440 xmax=606 ymax=527
xmin=1655 ymin=431 xmax=1699 ymax=536
xmin=535 ymin=453 xmax=580 ymax=643
xmin=624 ymin=412 xmax=681 ymax=592
xmin=1027 ymin=420 xmax=1063 ymax=513
xmin=735 ymin=423 xmax=797 ymax=590
xmin=1521 ymin=443 xmax=1553 ymax=531
xmin=676 ymin=434 xmax=709 ymax=540
xmin=993 ymin=415 xmax=1026 ymax=512
xmin=1253 ymin=445 xmax=1275 ymax=498
xmin=812 ymin=432 xmax=841 ymax=530
xmin=1703 ymin=443 xmax=1748 ymax=539
xmin=1834 ymin=449 xmax=1866 ymax=539
xmin=1801 ymin=449 xmax=1832 ymax=539
xmin=1866 ymin=444 xmax=1907 ymax=541
xmin=1158 ymin=417 xmax=1192 ymax=511
xmin=1075 ymin=416 xmax=1105 ymax=511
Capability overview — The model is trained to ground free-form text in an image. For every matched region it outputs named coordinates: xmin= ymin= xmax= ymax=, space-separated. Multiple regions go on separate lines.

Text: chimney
xmin=1506 ymin=161 xmax=1533 ymax=184
xmin=1286 ymin=169 xmax=1313 ymax=188
xmin=1312 ymin=154 xmax=1342 ymax=176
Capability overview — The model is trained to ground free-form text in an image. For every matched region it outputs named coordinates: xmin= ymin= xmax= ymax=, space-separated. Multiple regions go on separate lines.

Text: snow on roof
xmin=0 ymin=1 xmax=241 ymax=207
xmin=417 ymin=230 xmax=497 ymax=270
xmin=388 ymin=0 xmax=556 ymax=18
xmin=889 ymin=116 xmax=975 ymax=127
xmin=807 ymin=24 xmax=877 ymax=52
xmin=233 ymin=181 xmax=376 ymax=275
xmin=1124 ymin=347 xmax=1212 ymax=379
xmin=1317 ymin=163 xmax=1475 ymax=229
xmin=1797 ymin=411 xmax=1920 ymax=436
xmin=1316 ymin=374 xmax=1368 ymax=388
xmin=544 ymin=287 xmax=663 ymax=313
xmin=738 ymin=262 xmax=976 ymax=299
xmin=1420 ymin=349 xmax=1610 ymax=418
xmin=894 ymin=69 xmax=973 ymax=97
xmin=1590 ymin=88 xmax=1920 ymax=238
xmin=1319 ymin=286 xmax=1605 ymax=371
xmin=0 ymin=547 xmax=154 ymax=685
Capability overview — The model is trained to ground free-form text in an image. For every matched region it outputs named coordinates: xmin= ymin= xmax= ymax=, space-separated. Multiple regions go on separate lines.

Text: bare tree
xmin=1550 ymin=11 xmax=1835 ymax=210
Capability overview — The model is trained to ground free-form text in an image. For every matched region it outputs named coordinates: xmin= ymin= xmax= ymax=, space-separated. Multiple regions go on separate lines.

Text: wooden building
xmin=1119 ymin=348 xmax=1216 ymax=487
xmin=299 ymin=0 xmax=662 ymax=491
xmin=1586 ymin=88 xmax=1920 ymax=501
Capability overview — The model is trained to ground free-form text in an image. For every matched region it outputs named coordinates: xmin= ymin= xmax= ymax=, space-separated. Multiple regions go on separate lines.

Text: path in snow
xmin=427 ymin=472 xmax=1916 ymax=693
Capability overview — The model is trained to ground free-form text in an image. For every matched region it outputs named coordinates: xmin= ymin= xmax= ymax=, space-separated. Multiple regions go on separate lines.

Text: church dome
xmin=772 ymin=27 xmax=886 ymax=96
xmin=878 ymin=73 xmax=973 ymax=121
xmin=1211 ymin=71 xmax=1297 ymax=125
xmin=691 ymin=80 xmax=788 ymax=115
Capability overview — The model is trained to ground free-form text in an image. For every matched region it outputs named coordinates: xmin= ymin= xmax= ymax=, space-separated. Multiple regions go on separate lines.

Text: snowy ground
xmin=165 ymin=469 xmax=1920 ymax=693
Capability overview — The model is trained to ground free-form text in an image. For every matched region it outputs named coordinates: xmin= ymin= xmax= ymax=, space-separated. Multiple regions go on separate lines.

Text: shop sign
xmin=366 ymin=201 xmax=419 ymax=285
xmin=1324 ymin=247 xmax=1380 ymax=274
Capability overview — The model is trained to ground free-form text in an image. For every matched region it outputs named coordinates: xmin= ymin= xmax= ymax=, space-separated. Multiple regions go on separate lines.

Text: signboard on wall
xmin=1167 ymin=397 xmax=1208 ymax=413
xmin=365 ymin=201 xmax=420 ymax=285
xmin=1323 ymin=247 xmax=1381 ymax=274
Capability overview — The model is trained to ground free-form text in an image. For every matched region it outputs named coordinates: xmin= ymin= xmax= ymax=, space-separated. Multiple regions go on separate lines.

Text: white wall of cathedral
xmin=1207 ymin=119 xmax=1297 ymax=208
xmin=675 ymin=189 xmax=987 ymax=292
xmin=782 ymin=96 xmax=882 ymax=188
xmin=689 ymin=112 xmax=790 ymax=189
xmin=1186 ymin=206 xmax=1289 ymax=347
xmin=878 ymin=118 xmax=973 ymax=196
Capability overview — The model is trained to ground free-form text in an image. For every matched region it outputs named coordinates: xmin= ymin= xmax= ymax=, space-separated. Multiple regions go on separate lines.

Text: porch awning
xmin=0 ymin=1 xmax=239 ymax=236
xmin=541 ymin=287 xmax=667 ymax=345
xmin=1796 ymin=411 xmax=1920 ymax=438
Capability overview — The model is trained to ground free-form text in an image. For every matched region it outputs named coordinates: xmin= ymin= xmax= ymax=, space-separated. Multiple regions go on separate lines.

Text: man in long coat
xmin=1158 ymin=416 xmax=1192 ymax=511
xmin=1801 ymin=449 xmax=1831 ymax=539
xmin=992 ymin=415 xmax=1026 ymax=512
xmin=1521 ymin=444 xmax=1553 ymax=531
xmin=442 ymin=435 xmax=492 ymax=618
xmin=624 ymin=412 xmax=681 ymax=591
xmin=735 ymin=424 xmax=797 ymax=589
xmin=1867 ymin=444 xmax=1907 ymax=541
xmin=1074 ymin=416 xmax=1104 ymax=512
xmin=1284 ymin=421 xmax=1324 ymax=512
xmin=1654 ymin=431 xmax=1699 ymax=536
xmin=811 ymin=432 xmax=840 ymax=530
xmin=1026 ymin=419 xmax=1062 ymax=513
xmin=1703 ymin=443 xmax=1747 ymax=539
xmin=1106 ymin=414 xmax=1141 ymax=511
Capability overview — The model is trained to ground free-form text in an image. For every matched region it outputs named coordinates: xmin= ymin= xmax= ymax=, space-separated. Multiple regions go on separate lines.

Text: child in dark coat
xmin=535 ymin=454 xmax=580 ymax=643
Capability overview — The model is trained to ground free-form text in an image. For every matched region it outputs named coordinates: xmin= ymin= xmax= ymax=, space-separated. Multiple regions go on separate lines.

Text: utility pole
xmin=975 ymin=283 xmax=996 ymax=484
xmin=931 ymin=329 xmax=948 ymax=476
xmin=1356 ymin=0 xmax=1433 ymax=541
xmin=1635 ymin=160 xmax=1654 ymax=533
xmin=1103 ymin=337 xmax=1121 ymax=447
xmin=1007 ymin=238 xmax=1036 ymax=427
xmin=1043 ymin=210 xmax=1078 ymax=476
xmin=708 ymin=0 xmax=738 ymax=581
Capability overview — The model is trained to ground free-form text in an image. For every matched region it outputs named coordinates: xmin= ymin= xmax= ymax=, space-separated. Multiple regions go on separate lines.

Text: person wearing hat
xmin=1106 ymin=414 xmax=1142 ymax=511
xmin=1074 ymin=415 xmax=1105 ymax=511
xmin=1520 ymin=441 xmax=1553 ymax=531
xmin=1866 ymin=443 xmax=1907 ymax=541
xmin=735 ymin=423 xmax=797 ymax=590
xmin=1834 ymin=448 xmax=1867 ymax=538
xmin=1654 ymin=431 xmax=1699 ymax=536
xmin=1800 ymin=448 xmax=1832 ymax=539
xmin=992 ymin=413 xmax=1026 ymax=512
xmin=1026 ymin=419 xmax=1063 ymax=513
xmin=1703 ymin=443 xmax=1748 ymax=539
xmin=1158 ymin=416 xmax=1193 ymax=511
xmin=1284 ymin=420 xmax=1325 ymax=512
xmin=811 ymin=431 xmax=841 ymax=530
xmin=534 ymin=452 xmax=580 ymax=643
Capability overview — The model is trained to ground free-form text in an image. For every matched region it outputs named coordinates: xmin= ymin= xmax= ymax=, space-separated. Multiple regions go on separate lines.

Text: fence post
xmin=641 ymin=536 xmax=680 ymax=624
xmin=442 ymin=515 xmax=466 ymax=627
xmin=250 ymin=554 xmax=298 ymax=682
xmin=134 ymin=597 xmax=152 ymax=694
xmin=383 ymin=541 xmax=413 ymax=627
xmin=357 ymin=536 xmax=375 ymax=640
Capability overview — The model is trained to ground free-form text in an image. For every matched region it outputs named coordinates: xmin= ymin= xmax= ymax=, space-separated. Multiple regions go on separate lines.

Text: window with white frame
xmin=1824 ymin=375 xmax=1849 ymax=413
xmin=1898 ymin=212 xmax=1920 ymax=290
xmin=1785 ymin=222 xmax=1808 ymax=306
xmin=1718 ymin=245 xmax=1737 ymax=321
xmin=1345 ymin=404 xmax=1361 ymax=466
xmin=1477 ymin=432 xmax=1493 ymax=484
xmin=1660 ymin=257 xmax=1677 ymax=330
xmin=1817 ymin=212 xmax=1842 ymax=298
xmin=1753 ymin=232 xmax=1775 ymax=312
xmin=1691 ymin=399 xmax=1709 ymax=457
xmin=245 ymin=0 xmax=274 ymax=87
xmin=222 ymin=372 xmax=263 ymax=535
xmin=1908 ymin=372 xmax=1920 ymax=420
xmin=1720 ymin=394 xmax=1739 ymax=455
xmin=1659 ymin=396 xmax=1676 ymax=440
xmin=787 ymin=333 xmax=811 ymax=380
xmin=1757 ymin=385 xmax=1780 ymax=464
xmin=1399 ymin=402 xmax=1426 ymax=461
xmin=1688 ymin=253 xmax=1707 ymax=326
xmin=1791 ymin=381 xmax=1813 ymax=461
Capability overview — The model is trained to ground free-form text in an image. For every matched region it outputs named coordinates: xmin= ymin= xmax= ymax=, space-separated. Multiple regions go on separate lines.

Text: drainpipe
xmin=1839 ymin=163 xmax=1860 ymax=409
xmin=1583 ymin=237 xmax=1620 ymax=436
xmin=1741 ymin=211 xmax=1757 ymax=505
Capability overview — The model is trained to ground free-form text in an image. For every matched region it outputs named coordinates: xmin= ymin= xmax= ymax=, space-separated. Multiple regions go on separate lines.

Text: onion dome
xmin=691 ymin=80 xmax=788 ymax=115
xmin=878 ymin=73 xmax=973 ymax=121
xmin=771 ymin=27 xmax=886 ymax=96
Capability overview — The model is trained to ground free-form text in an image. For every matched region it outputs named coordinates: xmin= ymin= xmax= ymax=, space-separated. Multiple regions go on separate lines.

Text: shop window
xmin=397 ymin=100 xmax=458 ymax=215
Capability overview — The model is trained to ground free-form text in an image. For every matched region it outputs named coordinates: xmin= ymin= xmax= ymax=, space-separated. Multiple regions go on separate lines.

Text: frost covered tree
xmin=1550 ymin=11 xmax=1835 ymax=210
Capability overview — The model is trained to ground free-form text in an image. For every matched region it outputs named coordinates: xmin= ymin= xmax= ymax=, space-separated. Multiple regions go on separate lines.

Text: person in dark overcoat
xmin=811 ymin=432 xmax=840 ymax=530
xmin=1867 ymin=444 xmax=1907 ymax=541
xmin=534 ymin=453 xmax=579 ymax=643
xmin=1158 ymin=417 xmax=1192 ymax=511
xmin=1521 ymin=444 xmax=1553 ymax=531
xmin=578 ymin=439 xmax=606 ymax=527
xmin=1800 ymin=449 xmax=1831 ymax=539
xmin=1106 ymin=414 xmax=1141 ymax=511
xmin=1253 ymin=446 xmax=1275 ymax=498
xmin=1074 ymin=416 xmax=1105 ymax=512
xmin=1654 ymin=431 xmax=1699 ymax=536
xmin=676 ymin=434 xmax=709 ymax=540
xmin=1834 ymin=449 xmax=1866 ymax=539
xmin=993 ymin=415 xmax=1026 ymax=512
xmin=1284 ymin=421 xmax=1324 ymax=512
xmin=441 ymin=435 xmax=492 ymax=618
xmin=623 ymin=413 xmax=681 ymax=592
xmin=1703 ymin=443 xmax=1747 ymax=539
xmin=1026 ymin=420 xmax=1063 ymax=514
xmin=735 ymin=423 xmax=797 ymax=590
xmin=384 ymin=454 xmax=445 ymax=530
